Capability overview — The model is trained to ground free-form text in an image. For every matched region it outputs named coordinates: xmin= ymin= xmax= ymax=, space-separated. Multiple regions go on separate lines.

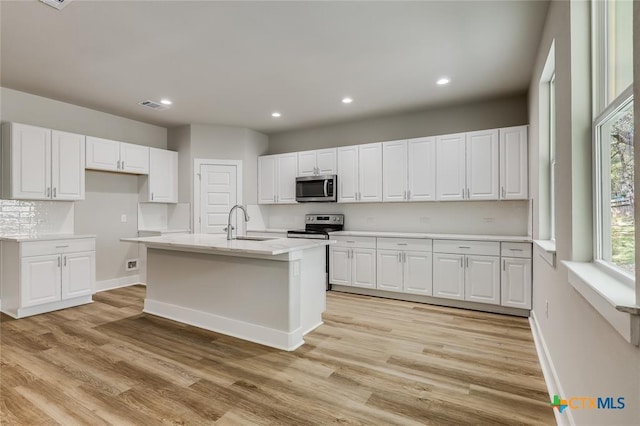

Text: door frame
xmin=193 ymin=159 xmax=243 ymax=234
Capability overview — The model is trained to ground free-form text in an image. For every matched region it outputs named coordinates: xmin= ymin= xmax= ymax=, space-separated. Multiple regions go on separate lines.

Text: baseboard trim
xmin=95 ymin=275 xmax=142 ymax=293
xmin=3 ymin=295 xmax=93 ymax=319
xmin=530 ymin=310 xmax=573 ymax=426
xmin=143 ymin=298 xmax=304 ymax=351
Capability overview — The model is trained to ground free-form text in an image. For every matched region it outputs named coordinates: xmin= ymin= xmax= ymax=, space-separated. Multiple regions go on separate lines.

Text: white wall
xmin=0 ymin=87 xmax=168 ymax=283
xmin=528 ymin=1 xmax=640 ymax=425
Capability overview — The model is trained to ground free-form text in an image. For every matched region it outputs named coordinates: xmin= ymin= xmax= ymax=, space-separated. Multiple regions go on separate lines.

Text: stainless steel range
xmin=287 ymin=214 xmax=344 ymax=289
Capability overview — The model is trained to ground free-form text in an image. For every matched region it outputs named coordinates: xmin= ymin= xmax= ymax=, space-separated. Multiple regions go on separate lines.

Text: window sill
xmin=534 ymin=239 xmax=556 ymax=267
xmin=564 ymin=261 xmax=640 ymax=346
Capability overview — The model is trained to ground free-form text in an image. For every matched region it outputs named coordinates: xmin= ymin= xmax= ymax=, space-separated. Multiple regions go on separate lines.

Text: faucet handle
xmin=223 ymin=226 xmax=235 ymax=232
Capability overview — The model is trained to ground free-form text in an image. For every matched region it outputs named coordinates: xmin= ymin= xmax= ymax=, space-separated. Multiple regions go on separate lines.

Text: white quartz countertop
xmin=122 ymin=233 xmax=334 ymax=256
xmin=329 ymin=230 xmax=532 ymax=242
xmin=0 ymin=234 xmax=96 ymax=242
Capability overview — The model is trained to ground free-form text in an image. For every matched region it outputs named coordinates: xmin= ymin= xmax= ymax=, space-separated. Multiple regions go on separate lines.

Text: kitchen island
xmin=123 ymin=234 xmax=333 ymax=351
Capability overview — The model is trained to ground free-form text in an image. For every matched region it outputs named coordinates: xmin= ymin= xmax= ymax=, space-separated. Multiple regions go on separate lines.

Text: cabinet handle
xmin=466 ymin=257 xmax=469 ymax=268
xmin=55 ymin=245 xmax=69 ymax=248
xmin=47 ymin=187 xmax=51 ymax=197
xmin=122 ymin=161 xmax=125 ymax=170
xmin=151 ymin=192 xmax=154 ymax=201
xmin=398 ymin=253 xmax=402 ymax=262
xmin=57 ymin=257 xmax=61 ymax=267
xmin=117 ymin=160 xmax=121 ymax=170
xmin=346 ymin=240 xmax=356 ymax=243
xmin=467 ymin=188 xmax=470 ymax=199
xmin=402 ymin=252 xmax=406 ymax=263
xmin=64 ymin=256 xmax=67 ymax=266
xmin=503 ymin=259 xmax=506 ymax=271
xmin=53 ymin=188 xmax=57 ymax=198
xmin=460 ymin=257 xmax=463 ymax=268
xmin=502 ymin=187 xmax=506 ymax=198
xmin=458 ymin=246 xmax=471 ymax=249
xmin=407 ymin=190 xmax=411 ymax=200
xmin=349 ymin=249 xmax=353 ymax=259
xmin=509 ymin=248 xmax=524 ymax=252
xmin=397 ymin=243 xmax=408 ymax=246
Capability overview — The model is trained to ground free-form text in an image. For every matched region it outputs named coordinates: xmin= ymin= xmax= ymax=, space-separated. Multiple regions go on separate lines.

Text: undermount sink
xmin=233 ymin=236 xmax=276 ymax=241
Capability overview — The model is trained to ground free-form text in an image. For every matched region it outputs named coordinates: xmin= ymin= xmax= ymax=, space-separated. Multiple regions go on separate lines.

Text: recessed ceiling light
xmin=437 ymin=78 xmax=450 ymax=85
xmin=160 ymin=99 xmax=173 ymax=105
xmin=272 ymin=112 xmax=281 ymax=118
xmin=342 ymin=97 xmax=353 ymax=104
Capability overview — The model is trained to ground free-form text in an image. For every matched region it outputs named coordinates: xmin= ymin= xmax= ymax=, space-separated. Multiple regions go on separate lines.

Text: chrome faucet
xmin=226 ymin=204 xmax=250 ymax=240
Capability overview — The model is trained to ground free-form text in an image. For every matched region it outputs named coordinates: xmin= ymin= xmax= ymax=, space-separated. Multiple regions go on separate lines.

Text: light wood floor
xmin=0 ymin=285 xmax=554 ymax=425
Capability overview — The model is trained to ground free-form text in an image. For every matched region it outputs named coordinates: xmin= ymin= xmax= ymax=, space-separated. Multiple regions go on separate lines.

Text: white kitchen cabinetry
xmin=435 ymin=133 xmax=466 ymax=201
xmin=144 ymin=148 xmax=178 ymax=203
xmin=500 ymin=125 xmax=528 ymax=200
xmin=258 ymin=153 xmax=297 ymax=204
xmin=1 ymin=237 xmax=96 ymax=318
xmin=433 ymin=240 xmax=501 ymax=305
xmin=297 ymin=148 xmax=336 ymax=176
xmin=86 ymin=136 xmax=149 ymax=174
xmin=377 ymin=238 xmax=433 ymax=295
xmin=1 ymin=123 xmax=85 ymax=201
xmin=383 ymin=138 xmax=436 ymax=202
xmin=329 ymin=236 xmax=376 ymax=288
xmin=337 ymin=143 xmax=382 ymax=203
xmin=466 ymin=129 xmax=499 ymax=200
xmin=500 ymin=242 xmax=532 ymax=309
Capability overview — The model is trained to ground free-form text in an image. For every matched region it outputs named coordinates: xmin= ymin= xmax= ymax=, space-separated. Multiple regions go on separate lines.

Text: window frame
xmin=549 ymin=72 xmax=556 ymax=242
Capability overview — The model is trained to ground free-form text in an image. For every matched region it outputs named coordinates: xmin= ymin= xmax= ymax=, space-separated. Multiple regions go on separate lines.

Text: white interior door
xmin=199 ymin=164 xmax=238 ymax=234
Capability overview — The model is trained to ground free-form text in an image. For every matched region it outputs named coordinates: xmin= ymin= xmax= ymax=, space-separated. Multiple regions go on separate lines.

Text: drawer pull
xmin=346 ymin=240 xmax=356 ymax=243
xmin=509 ymin=248 xmax=524 ymax=251
xmin=55 ymin=245 xmax=69 ymax=249
xmin=396 ymin=243 xmax=408 ymax=246
xmin=458 ymin=246 xmax=471 ymax=249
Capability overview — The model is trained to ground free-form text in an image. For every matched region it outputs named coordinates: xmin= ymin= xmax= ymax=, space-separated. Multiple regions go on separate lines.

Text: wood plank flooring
xmin=0 ymin=285 xmax=554 ymax=425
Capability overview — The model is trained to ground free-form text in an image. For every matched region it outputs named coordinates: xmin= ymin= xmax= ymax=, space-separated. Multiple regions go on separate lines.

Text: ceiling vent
xmin=39 ymin=0 xmax=73 ymax=11
xmin=138 ymin=100 xmax=169 ymax=111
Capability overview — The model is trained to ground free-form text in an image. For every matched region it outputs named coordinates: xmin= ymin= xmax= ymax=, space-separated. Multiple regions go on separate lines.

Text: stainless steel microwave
xmin=296 ymin=175 xmax=337 ymax=202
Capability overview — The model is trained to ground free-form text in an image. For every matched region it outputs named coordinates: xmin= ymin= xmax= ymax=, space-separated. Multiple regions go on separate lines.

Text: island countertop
xmin=122 ymin=233 xmax=334 ymax=256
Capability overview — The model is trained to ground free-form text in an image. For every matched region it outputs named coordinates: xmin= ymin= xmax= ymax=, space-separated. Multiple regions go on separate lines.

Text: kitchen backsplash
xmin=0 ymin=199 xmax=74 ymax=237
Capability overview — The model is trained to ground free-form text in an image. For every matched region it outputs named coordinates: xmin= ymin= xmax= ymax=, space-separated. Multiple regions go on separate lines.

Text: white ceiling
xmin=0 ymin=1 xmax=549 ymax=134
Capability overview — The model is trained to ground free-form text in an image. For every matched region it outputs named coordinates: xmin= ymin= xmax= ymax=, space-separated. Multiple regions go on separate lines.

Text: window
xmin=592 ymin=0 xmax=634 ymax=282
xmin=549 ymin=73 xmax=556 ymax=241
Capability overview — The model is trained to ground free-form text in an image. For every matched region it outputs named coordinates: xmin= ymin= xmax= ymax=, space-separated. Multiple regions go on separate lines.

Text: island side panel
xmin=144 ymin=248 xmax=302 ymax=350
xmin=298 ymin=246 xmax=327 ymax=335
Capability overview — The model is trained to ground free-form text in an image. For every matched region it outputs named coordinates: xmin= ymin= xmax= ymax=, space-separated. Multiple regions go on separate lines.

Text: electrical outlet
xmin=121 ymin=214 xmax=127 ymax=223
xmin=545 ymin=300 xmax=549 ymax=318
xmin=126 ymin=259 xmax=138 ymax=271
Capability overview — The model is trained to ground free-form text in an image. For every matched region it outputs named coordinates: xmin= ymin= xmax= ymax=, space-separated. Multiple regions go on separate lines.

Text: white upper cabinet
xmin=382 ymin=140 xmax=408 ymax=202
xmin=338 ymin=143 xmax=382 ymax=203
xmin=407 ymin=137 xmax=436 ymax=201
xmin=466 ymin=129 xmax=499 ymax=201
xmin=147 ymin=148 xmax=178 ymax=203
xmin=383 ymin=138 xmax=436 ymax=203
xmin=1 ymin=123 xmax=84 ymax=201
xmin=86 ymin=136 xmax=149 ymax=175
xmin=436 ymin=133 xmax=466 ymax=201
xmin=297 ymin=148 xmax=336 ymax=176
xmin=52 ymin=130 xmax=85 ymax=201
xmin=258 ymin=153 xmax=297 ymax=204
xmin=500 ymin=125 xmax=528 ymax=200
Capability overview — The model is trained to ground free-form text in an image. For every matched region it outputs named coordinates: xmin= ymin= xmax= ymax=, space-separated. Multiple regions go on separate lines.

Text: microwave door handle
xmin=324 ymin=179 xmax=329 ymax=197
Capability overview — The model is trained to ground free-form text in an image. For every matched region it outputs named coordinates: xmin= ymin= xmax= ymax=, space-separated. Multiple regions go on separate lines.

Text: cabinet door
xmin=404 ymin=251 xmax=433 ymax=296
xmin=501 ymin=257 xmax=532 ymax=309
xmin=465 ymin=255 xmax=500 ymax=305
xmin=120 ymin=142 xmax=150 ymax=174
xmin=337 ymin=146 xmax=359 ymax=202
xmin=10 ymin=123 xmax=51 ymax=200
xmin=352 ymin=248 xmax=376 ymax=288
xmin=86 ymin=136 xmax=119 ymax=172
xmin=436 ymin=133 xmax=466 ymax=201
xmin=51 ymin=130 xmax=85 ymax=201
xmin=433 ymin=253 xmax=464 ymax=300
xmin=276 ymin=153 xmax=297 ymax=203
xmin=61 ymin=251 xmax=95 ymax=299
xmin=297 ymin=151 xmax=317 ymax=176
xmin=21 ymin=254 xmax=61 ymax=307
xmin=500 ymin=126 xmax=528 ymax=200
xmin=316 ymin=148 xmax=337 ymax=174
xmin=466 ymin=130 xmax=499 ymax=200
xmin=329 ymin=247 xmax=351 ymax=286
xmin=258 ymin=156 xmax=277 ymax=204
xmin=376 ymin=249 xmax=403 ymax=291
xmin=358 ymin=143 xmax=382 ymax=202
xmin=149 ymin=148 xmax=178 ymax=203
xmin=382 ymin=140 xmax=407 ymax=202
xmin=408 ymin=137 xmax=436 ymax=201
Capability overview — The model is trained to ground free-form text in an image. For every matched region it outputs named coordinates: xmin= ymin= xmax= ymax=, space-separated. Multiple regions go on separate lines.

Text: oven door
xmin=296 ymin=175 xmax=337 ymax=202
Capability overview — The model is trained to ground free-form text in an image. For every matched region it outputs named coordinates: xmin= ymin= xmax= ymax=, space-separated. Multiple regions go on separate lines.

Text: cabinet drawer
xmin=433 ymin=240 xmax=499 ymax=256
xmin=501 ymin=242 xmax=532 ymax=258
xmin=332 ymin=236 xmax=376 ymax=249
xmin=377 ymin=237 xmax=432 ymax=252
xmin=21 ymin=239 xmax=96 ymax=257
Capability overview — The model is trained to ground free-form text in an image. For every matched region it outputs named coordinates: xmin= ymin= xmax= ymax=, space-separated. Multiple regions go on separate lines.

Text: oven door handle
xmin=323 ymin=179 xmax=329 ymax=197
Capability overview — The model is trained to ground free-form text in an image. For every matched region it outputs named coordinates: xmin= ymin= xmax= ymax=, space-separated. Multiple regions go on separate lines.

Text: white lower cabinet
xmin=1 ymin=238 xmax=96 ymax=318
xmin=376 ymin=238 xmax=433 ymax=295
xmin=329 ymin=237 xmax=376 ymax=288
xmin=433 ymin=240 xmax=501 ymax=305
xmin=500 ymin=243 xmax=532 ymax=309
